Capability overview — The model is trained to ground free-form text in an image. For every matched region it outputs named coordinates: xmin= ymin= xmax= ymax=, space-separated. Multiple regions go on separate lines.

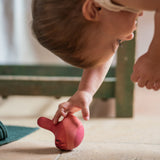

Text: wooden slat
xmin=0 ymin=76 xmax=115 ymax=98
xmin=0 ymin=65 xmax=83 ymax=77
xmin=0 ymin=65 xmax=115 ymax=77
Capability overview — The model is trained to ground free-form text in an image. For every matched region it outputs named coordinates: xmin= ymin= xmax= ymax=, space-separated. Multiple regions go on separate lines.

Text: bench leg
xmin=115 ymin=36 xmax=135 ymax=117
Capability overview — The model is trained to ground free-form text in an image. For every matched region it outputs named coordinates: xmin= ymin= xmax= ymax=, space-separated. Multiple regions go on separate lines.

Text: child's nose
xmin=138 ymin=11 xmax=143 ymax=17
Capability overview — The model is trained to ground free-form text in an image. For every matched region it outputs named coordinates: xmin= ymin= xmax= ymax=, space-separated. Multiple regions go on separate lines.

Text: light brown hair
xmin=32 ymin=0 xmax=97 ymax=68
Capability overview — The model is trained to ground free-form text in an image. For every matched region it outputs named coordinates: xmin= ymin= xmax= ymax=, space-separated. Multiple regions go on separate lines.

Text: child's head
xmin=32 ymin=0 xmax=141 ymax=68
xmin=32 ymin=0 xmax=95 ymax=68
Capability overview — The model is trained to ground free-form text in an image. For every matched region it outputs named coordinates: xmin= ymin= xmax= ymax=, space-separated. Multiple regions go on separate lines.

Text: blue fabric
xmin=0 ymin=121 xmax=38 ymax=146
xmin=0 ymin=121 xmax=8 ymax=141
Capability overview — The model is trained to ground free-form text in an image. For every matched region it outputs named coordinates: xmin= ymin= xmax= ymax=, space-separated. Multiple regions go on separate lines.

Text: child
xmin=32 ymin=0 xmax=160 ymax=123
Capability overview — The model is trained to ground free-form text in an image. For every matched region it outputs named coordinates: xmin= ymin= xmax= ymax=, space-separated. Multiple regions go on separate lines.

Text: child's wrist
xmin=147 ymin=45 xmax=160 ymax=59
xmin=77 ymin=90 xmax=93 ymax=101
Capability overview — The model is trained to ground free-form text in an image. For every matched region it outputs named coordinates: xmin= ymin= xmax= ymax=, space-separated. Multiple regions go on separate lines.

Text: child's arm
xmin=78 ymin=56 xmax=114 ymax=96
xmin=131 ymin=10 xmax=160 ymax=90
xmin=53 ymin=56 xmax=114 ymax=124
xmin=113 ymin=0 xmax=160 ymax=11
xmin=147 ymin=11 xmax=160 ymax=57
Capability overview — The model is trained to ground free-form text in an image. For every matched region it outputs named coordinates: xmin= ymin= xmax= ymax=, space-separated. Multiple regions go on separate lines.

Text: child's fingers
xmin=53 ymin=103 xmax=69 ymax=124
xmin=157 ymin=81 xmax=160 ymax=90
xmin=53 ymin=111 xmax=61 ymax=124
xmin=137 ymin=78 xmax=148 ymax=88
xmin=153 ymin=81 xmax=160 ymax=91
xmin=131 ymin=72 xmax=139 ymax=83
xmin=146 ymin=81 xmax=154 ymax=90
xmin=81 ymin=106 xmax=90 ymax=121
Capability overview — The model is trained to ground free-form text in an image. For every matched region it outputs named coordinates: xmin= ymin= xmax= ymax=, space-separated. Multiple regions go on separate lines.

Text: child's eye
xmin=117 ymin=39 xmax=122 ymax=44
xmin=117 ymin=39 xmax=122 ymax=45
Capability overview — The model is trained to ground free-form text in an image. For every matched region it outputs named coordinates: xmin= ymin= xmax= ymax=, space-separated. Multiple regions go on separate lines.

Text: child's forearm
xmin=113 ymin=0 xmax=160 ymax=11
xmin=78 ymin=56 xmax=114 ymax=96
xmin=148 ymin=10 xmax=160 ymax=57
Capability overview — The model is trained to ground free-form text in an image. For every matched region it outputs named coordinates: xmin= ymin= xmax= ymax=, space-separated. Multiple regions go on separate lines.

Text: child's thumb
xmin=81 ymin=107 xmax=90 ymax=121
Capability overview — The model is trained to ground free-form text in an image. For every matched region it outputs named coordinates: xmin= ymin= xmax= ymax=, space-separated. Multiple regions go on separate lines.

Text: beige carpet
xmin=0 ymin=87 xmax=160 ymax=160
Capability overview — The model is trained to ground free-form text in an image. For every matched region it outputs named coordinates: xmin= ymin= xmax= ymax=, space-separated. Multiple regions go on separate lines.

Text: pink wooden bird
xmin=37 ymin=114 xmax=84 ymax=151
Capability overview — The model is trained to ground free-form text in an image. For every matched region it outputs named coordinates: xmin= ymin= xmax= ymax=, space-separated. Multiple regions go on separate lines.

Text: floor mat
xmin=0 ymin=121 xmax=38 ymax=146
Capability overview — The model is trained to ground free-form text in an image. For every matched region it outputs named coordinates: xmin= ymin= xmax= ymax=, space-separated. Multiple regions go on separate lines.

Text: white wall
xmin=0 ymin=0 xmax=35 ymax=64
xmin=0 ymin=0 xmax=66 ymax=65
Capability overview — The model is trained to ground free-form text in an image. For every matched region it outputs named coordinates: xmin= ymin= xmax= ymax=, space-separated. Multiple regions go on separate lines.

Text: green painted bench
xmin=0 ymin=38 xmax=135 ymax=117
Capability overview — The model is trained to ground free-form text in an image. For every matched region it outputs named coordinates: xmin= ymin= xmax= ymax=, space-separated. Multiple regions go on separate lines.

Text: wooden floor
xmin=0 ymin=86 xmax=160 ymax=160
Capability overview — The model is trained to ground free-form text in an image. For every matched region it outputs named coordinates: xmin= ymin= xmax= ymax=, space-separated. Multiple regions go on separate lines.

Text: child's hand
xmin=53 ymin=91 xmax=93 ymax=124
xmin=132 ymin=10 xmax=160 ymax=90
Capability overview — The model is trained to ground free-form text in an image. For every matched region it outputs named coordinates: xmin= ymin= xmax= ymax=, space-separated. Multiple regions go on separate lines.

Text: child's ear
xmin=82 ymin=0 xmax=101 ymax=21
